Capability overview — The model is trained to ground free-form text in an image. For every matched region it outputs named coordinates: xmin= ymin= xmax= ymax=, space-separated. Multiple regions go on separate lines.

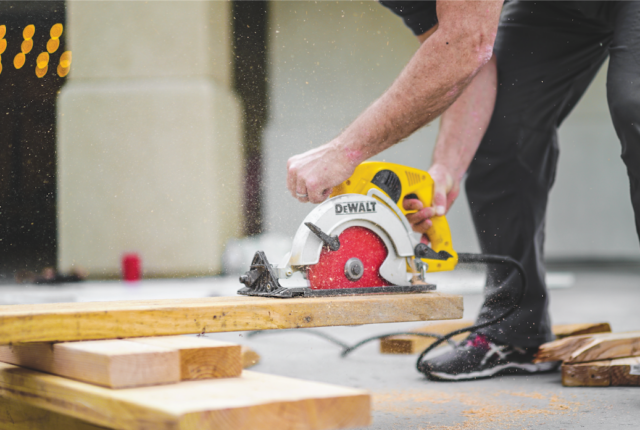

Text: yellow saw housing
xmin=330 ymin=161 xmax=458 ymax=273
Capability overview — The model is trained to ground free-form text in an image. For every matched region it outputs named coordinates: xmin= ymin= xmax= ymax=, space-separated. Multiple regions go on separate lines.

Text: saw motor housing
xmin=238 ymin=161 xmax=458 ymax=298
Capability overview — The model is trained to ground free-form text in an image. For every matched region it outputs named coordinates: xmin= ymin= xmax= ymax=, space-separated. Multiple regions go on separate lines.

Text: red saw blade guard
xmin=307 ymin=226 xmax=393 ymax=290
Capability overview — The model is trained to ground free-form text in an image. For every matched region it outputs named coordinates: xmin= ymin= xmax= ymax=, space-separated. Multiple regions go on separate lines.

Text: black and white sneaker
xmin=419 ymin=333 xmax=559 ymax=381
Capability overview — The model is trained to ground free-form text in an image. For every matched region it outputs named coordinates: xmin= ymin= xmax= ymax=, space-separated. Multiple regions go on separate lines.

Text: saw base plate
xmin=238 ymin=284 xmax=436 ymax=299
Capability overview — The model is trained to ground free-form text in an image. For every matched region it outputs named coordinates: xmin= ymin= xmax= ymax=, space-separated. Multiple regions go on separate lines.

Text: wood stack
xmin=0 ymin=292 xmax=465 ymax=429
xmin=0 ymin=335 xmax=370 ymax=430
xmin=534 ymin=330 xmax=640 ymax=387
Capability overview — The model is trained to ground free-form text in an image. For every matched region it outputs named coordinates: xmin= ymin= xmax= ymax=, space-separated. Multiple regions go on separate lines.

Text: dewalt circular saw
xmin=238 ymin=161 xmax=459 ymax=298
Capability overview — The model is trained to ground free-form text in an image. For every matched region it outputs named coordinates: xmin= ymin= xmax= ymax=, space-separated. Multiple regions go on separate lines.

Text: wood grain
xmin=0 ymin=363 xmax=371 ymax=430
xmin=379 ymin=320 xmax=473 ymax=354
xmin=128 ymin=336 xmax=242 ymax=379
xmin=535 ymin=331 xmax=640 ymax=364
xmin=562 ymin=357 xmax=640 ymax=387
xmin=0 ymin=396 xmax=108 ymax=430
xmin=0 ymin=340 xmax=180 ymax=388
xmin=0 ymin=293 xmax=463 ymax=345
xmin=552 ymin=322 xmax=611 ymax=339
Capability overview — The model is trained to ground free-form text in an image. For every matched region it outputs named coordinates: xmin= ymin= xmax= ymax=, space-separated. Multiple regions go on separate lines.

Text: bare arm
xmin=405 ymin=54 xmax=498 ymax=233
xmin=287 ymin=0 xmax=503 ymax=203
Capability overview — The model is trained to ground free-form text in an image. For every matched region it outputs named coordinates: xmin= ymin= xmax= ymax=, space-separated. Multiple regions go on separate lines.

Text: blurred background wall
xmin=263 ymin=1 xmax=640 ymax=263
xmin=0 ymin=1 xmax=638 ymax=282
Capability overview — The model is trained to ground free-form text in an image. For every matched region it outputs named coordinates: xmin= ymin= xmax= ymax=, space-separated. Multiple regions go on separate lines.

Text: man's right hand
xmin=286 ymin=140 xmax=361 ymax=204
xmin=403 ymin=163 xmax=460 ymax=236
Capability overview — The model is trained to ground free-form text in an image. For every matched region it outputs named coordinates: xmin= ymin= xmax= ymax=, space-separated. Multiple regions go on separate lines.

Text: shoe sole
xmin=426 ymin=361 xmax=560 ymax=382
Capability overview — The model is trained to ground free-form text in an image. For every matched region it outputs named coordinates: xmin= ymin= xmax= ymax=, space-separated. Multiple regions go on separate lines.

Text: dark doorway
xmin=0 ymin=2 xmax=66 ymax=281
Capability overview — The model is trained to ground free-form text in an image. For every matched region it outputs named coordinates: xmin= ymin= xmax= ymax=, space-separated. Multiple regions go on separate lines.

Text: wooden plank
xmin=379 ymin=321 xmax=612 ymax=355
xmin=128 ymin=336 xmax=242 ymax=379
xmin=535 ymin=331 xmax=640 ymax=364
xmin=242 ymin=346 xmax=260 ymax=369
xmin=0 ymin=396 xmax=108 ymax=430
xmin=562 ymin=357 xmax=640 ymax=387
xmin=0 ymin=363 xmax=370 ymax=430
xmin=0 ymin=340 xmax=180 ymax=389
xmin=0 ymin=293 xmax=463 ymax=345
xmin=379 ymin=320 xmax=473 ymax=354
xmin=552 ymin=322 xmax=611 ymax=339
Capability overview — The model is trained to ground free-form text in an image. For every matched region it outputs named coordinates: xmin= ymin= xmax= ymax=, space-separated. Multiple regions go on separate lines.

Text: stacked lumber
xmin=0 ymin=335 xmax=369 ymax=430
xmin=0 ymin=292 xmax=463 ymax=428
xmin=380 ymin=321 xmax=611 ymax=355
xmin=534 ymin=331 xmax=640 ymax=387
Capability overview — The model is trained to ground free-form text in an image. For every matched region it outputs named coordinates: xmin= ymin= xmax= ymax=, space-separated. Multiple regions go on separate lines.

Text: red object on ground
xmin=307 ymin=226 xmax=391 ymax=290
xmin=122 ymin=253 xmax=141 ymax=281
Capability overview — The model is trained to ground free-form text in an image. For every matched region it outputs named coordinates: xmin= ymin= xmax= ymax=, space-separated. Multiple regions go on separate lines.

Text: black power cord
xmin=415 ymin=252 xmax=527 ymax=374
xmin=243 ymin=252 xmax=526 ymax=376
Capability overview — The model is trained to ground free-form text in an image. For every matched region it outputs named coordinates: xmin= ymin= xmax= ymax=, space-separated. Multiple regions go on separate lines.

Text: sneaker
xmin=418 ymin=333 xmax=559 ymax=381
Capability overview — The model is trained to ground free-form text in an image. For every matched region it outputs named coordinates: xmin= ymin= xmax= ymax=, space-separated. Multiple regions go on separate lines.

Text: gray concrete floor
xmin=208 ymin=268 xmax=640 ymax=429
xmin=1 ymin=267 xmax=638 ymax=428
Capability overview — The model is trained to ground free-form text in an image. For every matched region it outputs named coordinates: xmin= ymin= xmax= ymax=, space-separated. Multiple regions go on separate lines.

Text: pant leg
xmin=467 ymin=1 xmax=613 ymax=347
xmin=607 ymin=1 xmax=640 ymax=242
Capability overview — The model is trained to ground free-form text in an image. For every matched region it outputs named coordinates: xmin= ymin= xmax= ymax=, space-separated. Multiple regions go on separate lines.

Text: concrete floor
xmin=210 ymin=267 xmax=640 ymax=430
xmin=1 ymin=266 xmax=638 ymax=428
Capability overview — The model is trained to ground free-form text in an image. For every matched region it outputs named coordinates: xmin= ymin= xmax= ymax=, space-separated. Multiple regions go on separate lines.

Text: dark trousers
xmin=468 ymin=1 xmax=640 ymax=347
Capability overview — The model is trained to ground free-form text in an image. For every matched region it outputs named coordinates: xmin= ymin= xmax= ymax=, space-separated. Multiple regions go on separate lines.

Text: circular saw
xmin=238 ymin=161 xmax=459 ymax=298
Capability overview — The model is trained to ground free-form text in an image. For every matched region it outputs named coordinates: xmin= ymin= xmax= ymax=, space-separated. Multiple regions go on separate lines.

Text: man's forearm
xmin=432 ymin=54 xmax=498 ymax=182
xmin=335 ymin=1 xmax=503 ymax=167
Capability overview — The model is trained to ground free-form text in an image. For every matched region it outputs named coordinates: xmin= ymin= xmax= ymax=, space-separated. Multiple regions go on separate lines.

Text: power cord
xmin=245 ymin=252 xmax=527 ymax=376
xmin=415 ymin=252 xmax=527 ymax=374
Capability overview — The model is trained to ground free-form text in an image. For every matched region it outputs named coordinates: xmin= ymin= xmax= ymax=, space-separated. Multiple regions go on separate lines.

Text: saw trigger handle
xmin=414 ymin=243 xmax=452 ymax=261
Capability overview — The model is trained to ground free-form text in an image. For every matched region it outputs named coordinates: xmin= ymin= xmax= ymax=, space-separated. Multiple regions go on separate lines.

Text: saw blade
xmin=307 ymin=226 xmax=393 ymax=290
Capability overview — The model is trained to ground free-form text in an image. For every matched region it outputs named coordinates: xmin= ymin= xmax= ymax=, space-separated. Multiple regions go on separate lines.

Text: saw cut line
xmin=307 ymin=226 xmax=392 ymax=290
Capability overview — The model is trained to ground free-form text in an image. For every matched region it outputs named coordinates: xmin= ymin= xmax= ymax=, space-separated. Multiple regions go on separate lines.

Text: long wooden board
xmin=381 ymin=321 xmax=612 ymax=355
xmin=0 ymin=363 xmax=370 ymax=430
xmin=0 ymin=396 xmax=108 ymax=430
xmin=128 ymin=336 xmax=242 ymax=379
xmin=535 ymin=331 xmax=640 ymax=364
xmin=562 ymin=357 xmax=640 ymax=387
xmin=0 ymin=340 xmax=180 ymax=388
xmin=0 ymin=293 xmax=462 ymax=345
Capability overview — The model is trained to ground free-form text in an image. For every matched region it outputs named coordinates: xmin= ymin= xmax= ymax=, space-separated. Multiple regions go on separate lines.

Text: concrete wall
xmin=58 ymin=1 xmax=243 ymax=277
xmin=264 ymin=1 xmax=640 ymax=260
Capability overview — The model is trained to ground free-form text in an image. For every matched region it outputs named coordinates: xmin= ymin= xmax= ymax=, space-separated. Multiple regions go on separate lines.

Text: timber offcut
xmin=0 ymin=293 xmax=463 ymax=345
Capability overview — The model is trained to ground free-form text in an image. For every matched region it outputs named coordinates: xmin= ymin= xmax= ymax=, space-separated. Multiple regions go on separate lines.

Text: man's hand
xmin=287 ymin=140 xmax=360 ymax=203
xmin=403 ymin=164 xmax=460 ymax=235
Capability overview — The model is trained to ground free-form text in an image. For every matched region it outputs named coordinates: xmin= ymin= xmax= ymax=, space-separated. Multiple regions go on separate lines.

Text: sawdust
xmin=372 ymin=389 xmax=582 ymax=430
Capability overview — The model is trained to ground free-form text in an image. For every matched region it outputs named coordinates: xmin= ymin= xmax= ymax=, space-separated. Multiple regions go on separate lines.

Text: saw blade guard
xmin=282 ymin=194 xmax=415 ymax=287
xmin=330 ymin=161 xmax=458 ymax=272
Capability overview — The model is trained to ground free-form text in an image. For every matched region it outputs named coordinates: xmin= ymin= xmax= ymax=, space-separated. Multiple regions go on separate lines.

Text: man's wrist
xmin=428 ymin=163 xmax=456 ymax=184
xmin=332 ymin=136 xmax=367 ymax=170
